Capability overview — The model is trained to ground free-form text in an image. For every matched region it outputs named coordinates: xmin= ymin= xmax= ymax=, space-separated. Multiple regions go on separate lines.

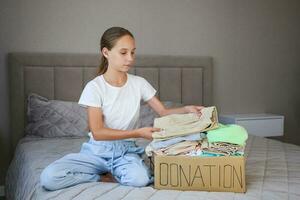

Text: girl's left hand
xmin=184 ymin=105 xmax=205 ymax=117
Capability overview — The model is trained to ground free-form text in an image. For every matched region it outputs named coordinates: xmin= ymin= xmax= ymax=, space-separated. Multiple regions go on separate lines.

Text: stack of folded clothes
xmin=146 ymin=107 xmax=248 ymax=157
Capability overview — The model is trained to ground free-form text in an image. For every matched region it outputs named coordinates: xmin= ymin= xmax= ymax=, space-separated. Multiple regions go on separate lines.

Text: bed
xmin=6 ymin=53 xmax=300 ymax=200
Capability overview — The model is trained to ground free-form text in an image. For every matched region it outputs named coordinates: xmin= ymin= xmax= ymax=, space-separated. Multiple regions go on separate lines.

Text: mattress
xmin=5 ymin=135 xmax=300 ymax=200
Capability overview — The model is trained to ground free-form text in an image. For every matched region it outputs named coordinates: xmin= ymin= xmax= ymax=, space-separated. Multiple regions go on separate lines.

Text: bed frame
xmin=8 ymin=53 xmax=213 ymax=152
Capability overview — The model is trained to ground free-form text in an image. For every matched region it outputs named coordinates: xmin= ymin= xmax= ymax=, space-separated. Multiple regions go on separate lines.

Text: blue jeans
xmin=40 ymin=139 xmax=153 ymax=191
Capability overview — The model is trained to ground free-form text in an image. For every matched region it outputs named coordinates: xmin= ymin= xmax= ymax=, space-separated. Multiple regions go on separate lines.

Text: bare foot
xmin=101 ymin=173 xmax=117 ymax=183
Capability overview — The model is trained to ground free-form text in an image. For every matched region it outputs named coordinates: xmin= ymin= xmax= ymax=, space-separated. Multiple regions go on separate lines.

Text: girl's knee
xmin=131 ymin=173 xmax=150 ymax=187
xmin=121 ymin=167 xmax=151 ymax=187
xmin=40 ymin=166 xmax=60 ymax=191
xmin=40 ymin=162 xmax=100 ymax=191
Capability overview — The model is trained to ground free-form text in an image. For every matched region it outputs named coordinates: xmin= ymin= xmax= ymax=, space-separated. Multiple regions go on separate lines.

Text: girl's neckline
xmin=101 ymin=73 xmax=129 ymax=89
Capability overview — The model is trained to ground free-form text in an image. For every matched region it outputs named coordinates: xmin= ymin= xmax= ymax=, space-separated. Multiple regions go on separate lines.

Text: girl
xmin=40 ymin=27 xmax=204 ymax=190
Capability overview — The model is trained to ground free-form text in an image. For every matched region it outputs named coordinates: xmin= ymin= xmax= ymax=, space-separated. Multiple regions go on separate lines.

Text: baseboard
xmin=0 ymin=185 xmax=4 ymax=197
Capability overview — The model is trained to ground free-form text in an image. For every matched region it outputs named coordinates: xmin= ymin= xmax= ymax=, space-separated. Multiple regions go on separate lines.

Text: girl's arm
xmin=146 ymin=96 xmax=204 ymax=117
xmin=87 ymin=106 xmax=159 ymax=141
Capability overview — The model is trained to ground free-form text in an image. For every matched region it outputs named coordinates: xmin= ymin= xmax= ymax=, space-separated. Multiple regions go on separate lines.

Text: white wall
xmin=0 ymin=0 xmax=299 ymax=185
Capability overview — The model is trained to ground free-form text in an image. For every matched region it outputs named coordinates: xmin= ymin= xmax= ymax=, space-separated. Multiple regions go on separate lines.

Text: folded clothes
xmin=150 ymin=138 xmax=245 ymax=157
xmin=153 ymin=141 xmax=199 ymax=156
xmin=185 ymin=138 xmax=245 ymax=157
xmin=201 ymin=140 xmax=245 ymax=156
xmin=152 ymin=106 xmax=219 ymax=140
xmin=188 ymin=149 xmax=227 ymax=157
xmin=146 ymin=107 xmax=248 ymax=157
xmin=206 ymin=124 xmax=248 ymax=146
xmin=145 ymin=132 xmax=205 ymax=156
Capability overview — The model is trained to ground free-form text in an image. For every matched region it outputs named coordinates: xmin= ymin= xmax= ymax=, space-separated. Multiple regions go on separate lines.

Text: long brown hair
xmin=97 ymin=27 xmax=134 ymax=75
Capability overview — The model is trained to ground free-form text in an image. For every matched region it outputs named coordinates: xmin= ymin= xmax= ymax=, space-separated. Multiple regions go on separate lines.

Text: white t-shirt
xmin=78 ymin=73 xmax=157 ymax=140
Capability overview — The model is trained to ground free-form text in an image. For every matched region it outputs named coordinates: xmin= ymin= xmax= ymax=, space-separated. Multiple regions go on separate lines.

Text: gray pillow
xmin=25 ymin=93 xmax=89 ymax=137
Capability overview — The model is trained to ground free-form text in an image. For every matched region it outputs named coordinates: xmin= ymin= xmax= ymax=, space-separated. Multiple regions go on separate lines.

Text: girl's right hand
xmin=137 ymin=127 xmax=161 ymax=140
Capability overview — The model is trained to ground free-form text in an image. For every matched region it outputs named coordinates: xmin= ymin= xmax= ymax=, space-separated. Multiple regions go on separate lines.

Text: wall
xmin=0 ymin=0 xmax=299 ymax=185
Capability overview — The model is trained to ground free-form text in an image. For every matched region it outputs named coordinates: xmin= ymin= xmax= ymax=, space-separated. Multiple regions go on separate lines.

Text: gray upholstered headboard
xmin=8 ymin=53 xmax=213 ymax=151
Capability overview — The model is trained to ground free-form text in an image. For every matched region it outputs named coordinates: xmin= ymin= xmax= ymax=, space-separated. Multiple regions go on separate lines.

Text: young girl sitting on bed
xmin=40 ymin=27 xmax=204 ymax=190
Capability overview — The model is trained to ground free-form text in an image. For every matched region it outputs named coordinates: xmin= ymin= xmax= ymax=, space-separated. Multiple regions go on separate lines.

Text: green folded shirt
xmin=206 ymin=124 xmax=248 ymax=146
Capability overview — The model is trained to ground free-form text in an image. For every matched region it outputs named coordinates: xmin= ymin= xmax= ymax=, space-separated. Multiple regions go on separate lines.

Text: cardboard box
xmin=152 ymin=155 xmax=246 ymax=193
